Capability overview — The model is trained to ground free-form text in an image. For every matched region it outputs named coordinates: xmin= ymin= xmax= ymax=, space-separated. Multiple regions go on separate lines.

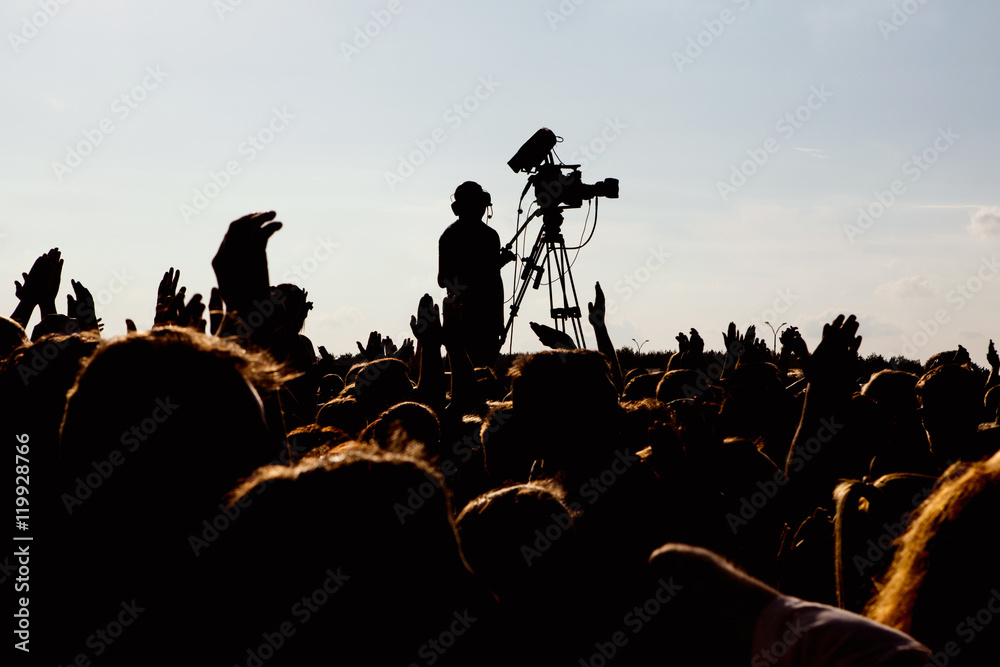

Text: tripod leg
xmin=547 ymin=235 xmax=586 ymax=349
xmin=501 ymin=224 xmax=547 ymax=344
xmin=560 ymin=242 xmax=587 ymax=349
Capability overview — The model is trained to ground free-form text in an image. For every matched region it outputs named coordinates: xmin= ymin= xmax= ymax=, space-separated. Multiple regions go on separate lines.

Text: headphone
xmin=451 ymin=181 xmax=492 ymax=219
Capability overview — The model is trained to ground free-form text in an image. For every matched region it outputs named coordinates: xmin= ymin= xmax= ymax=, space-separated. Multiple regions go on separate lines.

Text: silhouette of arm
xmin=588 ymin=282 xmax=623 ymax=395
xmin=356 ymin=331 xmax=388 ymax=361
xmin=153 ymin=268 xmax=207 ymax=332
xmin=212 ymin=211 xmax=282 ymax=345
xmin=529 ymin=321 xmax=576 ymax=350
xmin=410 ymin=293 xmax=446 ymax=413
xmin=66 ymin=279 xmax=103 ymax=332
xmin=987 ymin=339 xmax=999 ymax=390
xmin=12 ymin=248 xmax=62 ymax=327
xmin=784 ymin=315 xmax=860 ymax=519
xmin=778 ymin=326 xmax=808 ymax=373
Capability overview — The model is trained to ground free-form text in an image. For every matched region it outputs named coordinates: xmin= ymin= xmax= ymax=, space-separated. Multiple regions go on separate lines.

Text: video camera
xmin=508 ymin=128 xmax=619 ymax=213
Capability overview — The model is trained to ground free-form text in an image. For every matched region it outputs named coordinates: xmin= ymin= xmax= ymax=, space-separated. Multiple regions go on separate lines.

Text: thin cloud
xmin=794 ymin=147 xmax=828 ymax=159
xmin=875 ymin=275 xmax=936 ymax=300
xmin=968 ymin=205 xmax=1000 ymax=239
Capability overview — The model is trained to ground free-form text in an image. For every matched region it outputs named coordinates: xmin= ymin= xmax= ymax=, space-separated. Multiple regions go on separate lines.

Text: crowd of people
xmin=4 ymin=207 xmax=1000 ymax=666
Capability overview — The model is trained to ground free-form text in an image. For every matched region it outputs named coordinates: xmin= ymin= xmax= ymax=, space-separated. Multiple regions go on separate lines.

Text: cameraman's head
xmin=451 ymin=181 xmax=491 ymax=222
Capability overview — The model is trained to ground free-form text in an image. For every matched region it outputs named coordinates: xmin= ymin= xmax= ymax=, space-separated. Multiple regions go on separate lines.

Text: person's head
xmin=866 ymin=452 xmax=1000 ymax=661
xmin=218 ymin=442 xmax=486 ymax=665
xmin=316 ymin=396 xmax=367 ymax=435
xmin=457 ymin=480 xmax=580 ymax=603
xmin=273 ymin=283 xmax=312 ymax=334
xmin=360 ymin=401 xmax=442 ymax=459
xmin=352 ymin=357 xmax=414 ymax=421
xmin=318 ymin=373 xmax=345 ymax=405
xmin=923 ymin=345 xmax=971 ymax=373
xmin=451 ymin=181 xmax=491 ymax=221
xmin=507 ymin=349 xmax=622 ymax=468
xmin=60 ymin=327 xmax=287 ymax=520
xmin=861 ymin=369 xmax=920 ymax=421
xmin=915 ymin=364 xmax=982 ymax=463
xmin=622 ymin=371 xmax=663 ymax=401
xmin=655 ymin=369 xmax=703 ymax=404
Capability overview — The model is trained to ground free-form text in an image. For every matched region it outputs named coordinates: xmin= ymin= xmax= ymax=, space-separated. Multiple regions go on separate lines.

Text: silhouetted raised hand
xmin=777 ymin=325 xmax=808 ymax=373
xmin=382 ymin=336 xmax=398 ymax=359
xmin=670 ymin=328 xmax=706 ymax=372
xmin=409 ymin=293 xmax=442 ymax=348
xmin=12 ymin=247 xmax=63 ymax=326
xmin=529 ymin=321 xmax=576 ymax=350
xmin=212 ymin=211 xmax=282 ymax=315
xmin=66 ymin=279 xmax=103 ymax=332
xmin=779 ymin=325 xmax=808 ymax=359
xmin=154 ymin=268 xmax=182 ymax=326
xmin=356 ymin=331 xmax=386 ymax=361
xmin=394 ymin=337 xmax=415 ymax=363
xmin=805 ymin=314 xmax=861 ymax=390
xmin=587 ymin=281 xmax=608 ymax=329
xmin=723 ymin=322 xmax=771 ymax=371
xmin=153 ymin=268 xmax=206 ymax=332
xmin=409 ymin=293 xmax=446 ymax=411
xmin=987 ymin=339 xmax=999 ymax=390
xmin=587 ymin=281 xmax=623 ymax=394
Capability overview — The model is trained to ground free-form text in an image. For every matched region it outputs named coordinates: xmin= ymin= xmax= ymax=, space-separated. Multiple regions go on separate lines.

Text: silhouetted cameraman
xmin=438 ymin=181 xmax=514 ymax=367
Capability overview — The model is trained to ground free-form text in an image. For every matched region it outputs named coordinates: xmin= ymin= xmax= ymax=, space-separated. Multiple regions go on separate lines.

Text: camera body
xmin=532 ymin=163 xmax=619 ymax=211
xmin=508 ymin=128 xmax=618 ymax=212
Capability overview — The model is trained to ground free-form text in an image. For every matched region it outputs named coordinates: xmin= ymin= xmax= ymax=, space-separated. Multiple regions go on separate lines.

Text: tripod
xmin=501 ymin=207 xmax=586 ymax=348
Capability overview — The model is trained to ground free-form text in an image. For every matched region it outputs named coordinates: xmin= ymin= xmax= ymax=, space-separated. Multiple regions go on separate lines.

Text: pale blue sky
xmin=2 ymin=1 xmax=998 ymax=365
